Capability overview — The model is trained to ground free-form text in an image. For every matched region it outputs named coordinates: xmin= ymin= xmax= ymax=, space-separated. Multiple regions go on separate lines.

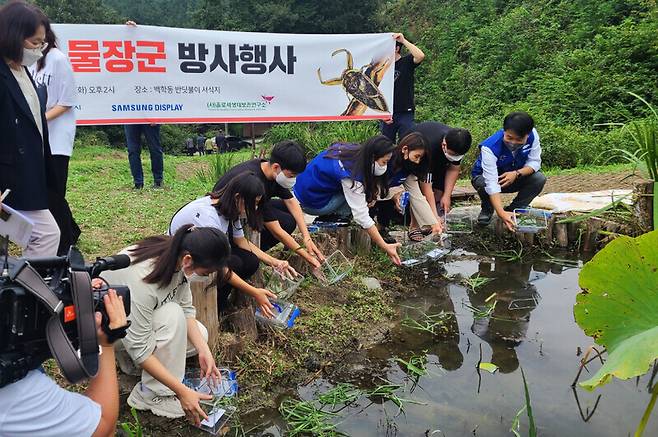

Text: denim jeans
xmin=380 ymin=111 xmax=415 ymax=142
xmin=302 ymin=193 xmax=352 ymax=218
xmin=124 ymin=124 xmax=164 ymax=185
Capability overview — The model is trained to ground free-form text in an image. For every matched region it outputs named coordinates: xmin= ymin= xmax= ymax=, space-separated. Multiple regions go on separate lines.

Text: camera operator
xmin=0 ymin=1 xmax=60 ymax=257
xmin=0 ymin=284 xmax=128 ymax=437
xmin=100 ymin=225 xmax=231 ymax=426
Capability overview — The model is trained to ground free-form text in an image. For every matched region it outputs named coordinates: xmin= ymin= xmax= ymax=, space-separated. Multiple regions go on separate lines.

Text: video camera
xmin=0 ymin=245 xmax=131 ymax=389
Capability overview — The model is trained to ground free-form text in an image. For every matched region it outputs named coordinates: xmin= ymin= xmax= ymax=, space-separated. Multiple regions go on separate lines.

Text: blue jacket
xmin=294 ymin=150 xmax=352 ymax=209
xmin=0 ymin=61 xmax=53 ymax=211
xmin=471 ymin=129 xmax=535 ymax=178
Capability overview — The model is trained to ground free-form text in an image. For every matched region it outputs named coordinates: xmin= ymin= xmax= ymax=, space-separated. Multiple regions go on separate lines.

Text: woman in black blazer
xmin=0 ymin=1 xmax=60 ymax=256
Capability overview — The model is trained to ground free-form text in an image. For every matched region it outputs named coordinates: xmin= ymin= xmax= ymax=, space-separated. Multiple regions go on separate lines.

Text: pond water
xmin=243 ymin=252 xmax=657 ymax=436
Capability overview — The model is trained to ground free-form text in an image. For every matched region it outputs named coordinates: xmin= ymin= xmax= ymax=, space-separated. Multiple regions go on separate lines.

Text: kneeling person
xmin=471 ymin=112 xmax=546 ymax=231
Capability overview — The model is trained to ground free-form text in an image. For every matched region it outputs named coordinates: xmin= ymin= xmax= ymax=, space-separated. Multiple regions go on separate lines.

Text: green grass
xmin=67 ymin=144 xmax=249 ymax=258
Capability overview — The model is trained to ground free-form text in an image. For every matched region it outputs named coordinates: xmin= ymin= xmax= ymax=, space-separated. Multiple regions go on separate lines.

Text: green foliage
xmin=264 ymin=121 xmax=380 ymax=158
xmin=193 ymin=0 xmax=382 ymax=33
xmin=384 ymin=0 xmax=658 ymax=169
xmin=195 ymin=151 xmax=250 ymax=186
xmin=34 ymin=0 xmax=122 ymax=24
xmin=119 ymin=407 xmax=143 ymax=437
xmin=102 ymin=0 xmax=200 ymax=27
xmin=574 ymin=230 xmax=658 ymax=390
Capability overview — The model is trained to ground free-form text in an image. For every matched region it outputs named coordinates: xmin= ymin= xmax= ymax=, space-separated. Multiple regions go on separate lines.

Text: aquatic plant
xmin=510 ymin=368 xmax=537 ymax=437
xmin=317 ymin=383 xmax=362 ymax=407
xmin=401 ymin=310 xmax=451 ymax=335
xmin=395 ymin=353 xmax=428 ymax=378
xmin=368 ymin=383 xmax=425 ymax=414
xmin=575 ymin=230 xmax=658 ymax=435
xmin=461 ymin=274 xmax=495 ymax=291
xmin=279 ymin=398 xmax=340 ymax=436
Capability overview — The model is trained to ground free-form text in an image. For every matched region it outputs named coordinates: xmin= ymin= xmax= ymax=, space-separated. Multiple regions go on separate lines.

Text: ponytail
xmin=129 ymin=224 xmax=231 ymax=287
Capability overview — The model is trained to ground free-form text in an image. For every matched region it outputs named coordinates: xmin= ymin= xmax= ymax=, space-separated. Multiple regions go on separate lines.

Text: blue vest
xmin=294 ymin=150 xmax=352 ymax=209
xmin=387 ymin=167 xmax=408 ymax=188
xmin=472 ymin=129 xmax=535 ymax=177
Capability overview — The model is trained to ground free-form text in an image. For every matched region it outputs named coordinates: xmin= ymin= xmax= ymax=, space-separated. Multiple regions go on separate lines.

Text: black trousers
xmin=369 ymin=199 xmax=410 ymax=228
xmin=48 ymin=155 xmax=81 ymax=255
xmin=261 ymin=199 xmax=297 ymax=251
xmin=217 ymin=243 xmax=260 ymax=311
xmin=471 ymin=171 xmax=547 ymax=213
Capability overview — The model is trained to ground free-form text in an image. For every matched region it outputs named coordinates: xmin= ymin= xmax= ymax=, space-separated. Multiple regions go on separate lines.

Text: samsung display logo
xmin=111 ymin=104 xmax=184 ymax=112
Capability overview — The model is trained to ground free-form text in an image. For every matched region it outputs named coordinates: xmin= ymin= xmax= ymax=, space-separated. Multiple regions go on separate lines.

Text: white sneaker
xmin=127 ymin=383 xmax=185 ymax=418
xmin=116 ymin=349 xmax=140 ymax=376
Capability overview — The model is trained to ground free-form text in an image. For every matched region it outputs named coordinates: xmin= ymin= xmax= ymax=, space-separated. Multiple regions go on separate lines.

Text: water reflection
xmin=466 ymin=259 xmax=541 ymax=373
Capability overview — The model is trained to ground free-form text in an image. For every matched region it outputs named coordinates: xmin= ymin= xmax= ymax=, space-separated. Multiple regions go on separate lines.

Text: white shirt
xmin=0 ymin=370 xmax=101 ymax=437
xmin=168 ymin=196 xmax=245 ymax=238
xmin=482 ymin=128 xmax=542 ymax=195
xmin=341 ymin=179 xmax=375 ymax=229
xmin=29 ymin=48 xmax=77 ymax=157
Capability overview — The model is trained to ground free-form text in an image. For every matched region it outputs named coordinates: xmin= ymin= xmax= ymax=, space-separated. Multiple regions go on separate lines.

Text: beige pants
xmin=380 ymin=175 xmax=438 ymax=227
xmin=116 ymin=302 xmax=208 ymax=395
xmin=19 ymin=209 xmax=60 ymax=257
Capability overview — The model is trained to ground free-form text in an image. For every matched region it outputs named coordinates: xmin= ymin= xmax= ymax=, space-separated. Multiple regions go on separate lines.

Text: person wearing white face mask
xmin=100 ymin=225 xmax=232 ymax=426
xmin=0 ymin=0 xmax=60 ymax=257
xmin=294 ymin=135 xmax=402 ymax=265
xmin=471 ymin=112 xmax=546 ymax=231
xmin=213 ymin=140 xmax=326 ymax=269
xmin=412 ymin=121 xmax=473 ymax=222
xmin=170 ymin=172 xmax=297 ymax=319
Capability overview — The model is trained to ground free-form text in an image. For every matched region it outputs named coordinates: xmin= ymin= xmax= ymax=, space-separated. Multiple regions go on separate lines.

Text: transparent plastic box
xmin=198 ymin=402 xmax=237 ymax=435
xmin=315 ymin=250 xmax=354 ymax=285
xmin=513 ymin=208 xmax=551 ymax=233
xmin=400 ymin=240 xmax=449 ymax=267
xmin=263 ymin=266 xmax=303 ymax=300
xmin=183 ymin=368 xmax=238 ymax=398
xmin=444 ymin=211 xmax=474 ymax=234
xmin=255 ymin=299 xmax=300 ymax=329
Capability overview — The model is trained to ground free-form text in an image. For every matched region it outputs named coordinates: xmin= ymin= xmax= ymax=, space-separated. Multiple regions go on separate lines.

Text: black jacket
xmin=0 ymin=60 xmax=53 ymax=211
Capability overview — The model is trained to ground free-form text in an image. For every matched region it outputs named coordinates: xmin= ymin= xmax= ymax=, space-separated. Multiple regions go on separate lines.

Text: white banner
xmin=51 ymin=24 xmax=395 ymax=125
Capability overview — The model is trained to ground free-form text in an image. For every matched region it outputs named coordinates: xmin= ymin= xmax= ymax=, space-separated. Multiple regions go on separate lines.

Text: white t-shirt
xmin=0 ymin=370 xmax=101 ymax=436
xmin=168 ymin=196 xmax=245 ymax=238
xmin=10 ymin=67 xmax=42 ymax=139
xmin=29 ymin=48 xmax=77 ymax=157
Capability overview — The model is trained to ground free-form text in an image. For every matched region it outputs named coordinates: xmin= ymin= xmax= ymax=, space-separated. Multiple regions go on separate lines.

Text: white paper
xmin=0 ymin=204 xmax=34 ymax=248
xmin=200 ymin=407 xmax=226 ymax=428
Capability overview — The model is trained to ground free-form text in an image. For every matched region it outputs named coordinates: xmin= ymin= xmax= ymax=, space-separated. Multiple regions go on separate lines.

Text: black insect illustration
xmin=317 ymin=49 xmax=390 ymax=116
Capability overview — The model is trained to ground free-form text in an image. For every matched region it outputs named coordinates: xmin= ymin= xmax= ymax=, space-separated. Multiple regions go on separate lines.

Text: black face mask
xmin=403 ymin=159 xmax=420 ymax=173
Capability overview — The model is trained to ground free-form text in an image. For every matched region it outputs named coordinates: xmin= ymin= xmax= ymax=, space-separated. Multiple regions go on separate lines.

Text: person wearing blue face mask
xmin=294 ymin=135 xmax=402 ymax=265
xmin=471 ymin=112 xmax=546 ymax=231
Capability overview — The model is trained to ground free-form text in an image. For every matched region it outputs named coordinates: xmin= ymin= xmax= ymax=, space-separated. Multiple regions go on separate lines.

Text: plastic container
xmin=444 ymin=211 xmax=473 ymax=234
xmin=183 ymin=368 xmax=238 ymax=398
xmin=264 ymin=266 xmax=303 ymax=300
xmin=400 ymin=191 xmax=410 ymax=214
xmin=315 ymin=250 xmax=354 ymax=285
xmin=307 ymin=224 xmax=320 ymax=234
xmin=400 ymin=240 xmax=449 ymax=267
xmin=198 ymin=403 xmax=237 ymax=435
xmin=513 ymin=208 xmax=551 ymax=233
xmin=255 ymin=299 xmax=300 ymax=329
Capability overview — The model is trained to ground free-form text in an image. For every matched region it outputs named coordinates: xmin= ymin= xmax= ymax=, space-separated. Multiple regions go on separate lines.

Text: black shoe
xmin=152 ymin=181 xmax=163 ymax=189
xmin=380 ymin=229 xmax=397 ymax=244
xmin=133 ymin=183 xmax=144 ymax=190
xmin=477 ymin=209 xmax=493 ymax=226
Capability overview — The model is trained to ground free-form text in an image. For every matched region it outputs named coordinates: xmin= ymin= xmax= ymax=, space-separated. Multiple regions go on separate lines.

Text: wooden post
xmin=545 ymin=215 xmax=557 ymax=245
xmin=335 ymin=226 xmax=351 ymax=255
xmin=634 ymin=181 xmax=654 ymax=232
xmin=190 ymin=275 xmax=220 ymax=353
xmin=555 ymin=222 xmax=569 ymax=248
xmin=351 ymin=227 xmax=371 ymax=255
xmin=583 ymin=218 xmax=604 ymax=252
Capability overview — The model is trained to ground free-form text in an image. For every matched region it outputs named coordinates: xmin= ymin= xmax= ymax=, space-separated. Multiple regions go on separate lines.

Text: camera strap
xmin=14 ymin=263 xmax=99 ymax=383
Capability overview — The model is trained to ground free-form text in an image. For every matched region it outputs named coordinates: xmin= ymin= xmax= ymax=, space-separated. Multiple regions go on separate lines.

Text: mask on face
xmin=184 ymin=270 xmax=209 ymax=282
xmin=21 ymin=46 xmax=44 ymax=67
xmin=276 ymin=171 xmax=296 ymax=190
xmin=373 ymin=161 xmax=388 ymax=176
xmin=504 ymin=140 xmax=524 ymax=152
xmin=443 ymin=147 xmax=465 ymax=163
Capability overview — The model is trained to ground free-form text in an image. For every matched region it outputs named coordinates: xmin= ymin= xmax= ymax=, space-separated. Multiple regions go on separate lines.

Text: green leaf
xmin=479 ymin=362 xmax=499 ymax=373
xmin=575 ymin=230 xmax=658 ymax=390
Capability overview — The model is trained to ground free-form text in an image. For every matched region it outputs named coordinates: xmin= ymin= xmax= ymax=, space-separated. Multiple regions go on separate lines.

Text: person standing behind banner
xmin=0 ymin=1 xmax=60 ymax=257
xmin=196 ymin=134 xmax=205 ymax=156
xmin=29 ymin=15 xmax=80 ymax=255
xmin=380 ymin=33 xmax=425 ymax=142
xmin=215 ymin=130 xmax=226 ymax=153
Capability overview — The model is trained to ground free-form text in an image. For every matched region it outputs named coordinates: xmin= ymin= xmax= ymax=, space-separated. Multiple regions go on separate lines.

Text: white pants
xmin=117 ymin=302 xmax=208 ymax=395
xmin=19 ymin=209 xmax=60 ymax=257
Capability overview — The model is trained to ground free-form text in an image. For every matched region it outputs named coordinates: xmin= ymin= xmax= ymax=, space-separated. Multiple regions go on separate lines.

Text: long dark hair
xmin=208 ymin=171 xmax=265 ymax=231
xmin=390 ymin=131 xmax=430 ymax=178
xmin=36 ymin=14 xmax=56 ymax=71
xmin=129 ymin=224 xmax=231 ymax=288
xmin=0 ymin=1 xmax=47 ymax=64
xmin=326 ymin=135 xmax=395 ymax=203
